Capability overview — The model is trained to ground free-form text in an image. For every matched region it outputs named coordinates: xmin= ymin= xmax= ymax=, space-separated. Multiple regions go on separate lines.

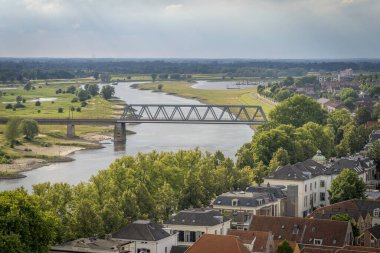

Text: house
xmin=264 ymin=153 xmax=377 ymax=217
xmin=317 ymin=98 xmax=330 ymax=107
xmin=111 ymin=220 xmax=177 ymax=253
xmin=163 ymin=208 xmax=230 ymax=246
xmin=249 ymin=215 xmax=354 ymax=248
xmin=323 ymin=100 xmax=346 ymax=112
xmin=183 ymin=234 xmax=250 ymax=253
xmin=227 ymin=229 xmax=275 ymax=253
xmin=50 ymin=238 xmax=126 ymax=253
xmin=308 ymin=199 xmax=380 ymax=234
xmin=300 ymin=245 xmax=380 ymax=253
xmin=370 ymin=130 xmax=380 ymax=143
xmin=358 ymin=224 xmax=380 ymax=248
xmin=211 ymin=189 xmax=283 ymax=230
xmin=264 ymin=159 xmax=332 ymax=217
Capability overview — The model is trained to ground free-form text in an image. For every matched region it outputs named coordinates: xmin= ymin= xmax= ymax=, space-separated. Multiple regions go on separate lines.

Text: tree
xmin=327 ymin=109 xmax=352 ymax=145
xmin=331 ymin=213 xmax=359 ymax=237
xmin=269 ymin=95 xmax=327 ymax=127
xmin=24 ymin=82 xmax=32 ymax=91
xmin=157 ymin=84 xmax=163 ymax=91
xmin=101 ymin=85 xmax=115 ymax=100
xmin=87 ymin=84 xmax=99 ymax=96
xmin=93 ymin=72 xmax=99 ymax=80
xmin=5 ymin=117 xmax=21 ymax=147
xmin=282 ymin=76 xmax=294 ymax=86
xmin=278 ymin=240 xmax=293 ymax=253
xmin=355 ymin=107 xmax=372 ymax=125
xmin=16 ymin=95 xmax=23 ymax=103
xmin=0 ymin=190 xmax=56 ymax=253
xmin=336 ymin=123 xmax=369 ymax=156
xmin=252 ymin=161 xmax=267 ymax=186
xmin=77 ymin=89 xmax=90 ymax=102
xmin=151 ymin=73 xmax=157 ymax=82
xmin=268 ymin=147 xmax=290 ymax=172
xmin=100 ymin=73 xmax=111 ymax=83
xmin=328 ymin=169 xmax=366 ymax=204
xmin=235 ymin=143 xmax=254 ymax=169
xmin=340 ymin=88 xmax=358 ymax=101
xmin=369 ymin=141 xmax=380 ymax=170
xmin=66 ymin=85 xmax=76 ymax=94
xmin=35 ymin=101 xmax=41 ymax=106
xmin=21 ymin=119 xmax=39 ymax=140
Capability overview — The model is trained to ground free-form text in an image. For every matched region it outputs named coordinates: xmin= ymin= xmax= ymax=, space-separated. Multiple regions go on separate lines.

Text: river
xmin=0 ymin=82 xmax=253 ymax=192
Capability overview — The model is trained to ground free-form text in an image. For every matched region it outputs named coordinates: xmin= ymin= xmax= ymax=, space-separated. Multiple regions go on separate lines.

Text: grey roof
xmin=212 ymin=191 xmax=277 ymax=207
xmin=170 ymin=246 xmax=189 ymax=253
xmin=266 ymin=159 xmax=329 ymax=181
xmin=112 ymin=220 xmax=170 ymax=241
xmin=164 ymin=208 xmax=227 ymax=226
xmin=50 ymin=238 xmax=124 ymax=253
xmin=245 ymin=185 xmax=286 ymax=199
xmin=328 ymin=156 xmax=374 ymax=175
xmin=370 ymin=130 xmax=380 ymax=142
xmin=368 ymin=224 xmax=380 ymax=239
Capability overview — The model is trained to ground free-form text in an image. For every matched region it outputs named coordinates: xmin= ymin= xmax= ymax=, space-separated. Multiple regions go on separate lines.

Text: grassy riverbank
xmin=136 ymin=81 xmax=275 ymax=115
xmin=0 ymin=79 xmax=124 ymax=173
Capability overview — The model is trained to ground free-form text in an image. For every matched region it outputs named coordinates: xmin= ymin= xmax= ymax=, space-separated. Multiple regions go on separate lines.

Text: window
xmin=310 ymin=183 xmax=312 ymax=191
xmin=190 ymin=232 xmax=196 ymax=242
xmin=165 ymin=247 xmax=167 ymax=253
xmin=314 ymin=193 xmax=316 ymax=203
xmin=305 ymin=184 xmax=307 ymax=192
xmin=257 ymin=199 xmax=263 ymax=205
xmin=137 ymin=249 xmax=151 ymax=253
xmin=320 ymin=192 xmax=325 ymax=201
xmin=320 ymin=180 xmax=325 ymax=188
xmin=314 ymin=239 xmax=323 ymax=245
xmin=374 ymin=208 xmax=380 ymax=217
xmin=178 ymin=231 xmax=184 ymax=242
xmin=304 ymin=196 xmax=308 ymax=207
xmin=315 ymin=182 xmax=316 ymax=188
xmin=232 ymin=199 xmax=238 ymax=206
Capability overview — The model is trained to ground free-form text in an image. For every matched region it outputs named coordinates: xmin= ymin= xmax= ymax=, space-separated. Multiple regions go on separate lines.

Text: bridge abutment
xmin=114 ymin=122 xmax=126 ymax=144
xmin=67 ymin=124 xmax=75 ymax=138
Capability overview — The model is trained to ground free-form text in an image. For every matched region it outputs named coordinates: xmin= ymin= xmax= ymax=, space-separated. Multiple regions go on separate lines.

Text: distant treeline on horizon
xmin=1 ymin=58 xmax=380 ymax=81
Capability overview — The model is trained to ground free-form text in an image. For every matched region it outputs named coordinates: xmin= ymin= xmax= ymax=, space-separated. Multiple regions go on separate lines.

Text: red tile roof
xmin=227 ymin=229 xmax=271 ymax=252
xmin=184 ymin=234 xmax=250 ymax=253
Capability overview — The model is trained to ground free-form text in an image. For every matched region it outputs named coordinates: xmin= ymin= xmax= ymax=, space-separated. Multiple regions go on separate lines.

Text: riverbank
xmin=134 ymin=81 xmax=275 ymax=115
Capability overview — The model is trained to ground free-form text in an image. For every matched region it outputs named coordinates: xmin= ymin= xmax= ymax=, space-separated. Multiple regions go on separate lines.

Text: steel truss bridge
xmin=121 ymin=104 xmax=267 ymax=125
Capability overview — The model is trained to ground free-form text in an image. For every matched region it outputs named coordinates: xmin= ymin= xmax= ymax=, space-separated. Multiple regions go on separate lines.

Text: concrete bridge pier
xmin=67 ymin=124 xmax=75 ymax=138
xmin=114 ymin=122 xmax=126 ymax=144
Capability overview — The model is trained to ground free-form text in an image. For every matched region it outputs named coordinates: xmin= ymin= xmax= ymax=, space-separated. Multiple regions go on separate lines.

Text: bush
xmin=66 ymin=86 xmax=76 ymax=94
xmin=14 ymin=103 xmax=25 ymax=109
xmin=58 ymin=108 xmax=64 ymax=113
xmin=56 ymin=89 xmax=62 ymax=94
xmin=5 ymin=104 xmax=12 ymax=109
xmin=81 ymin=101 xmax=87 ymax=107
xmin=76 ymin=107 xmax=81 ymax=112
xmin=35 ymin=101 xmax=41 ymax=106
xmin=71 ymin=97 xmax=78 ymax=103
xmin=51 ymin=101 xmax=55 ymax=104
xmin=21 ymin=119 xmax=39 ymax=140
xmin=37 ymin=110 xmax=41 ymax=113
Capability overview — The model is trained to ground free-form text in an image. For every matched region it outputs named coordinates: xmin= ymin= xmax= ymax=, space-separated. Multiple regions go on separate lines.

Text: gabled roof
xmin=308 ymin=199 xmax=380 ymax=222
xmin=266 ymin=159 xmax=329 ymax=181
xmin=370 ymin=130 xmax=380 ymax=142
xmin=50 ymin=238 xmax=125 ymax=253
xmin=228 ymin=229 xmax=272 ymax=252
xmin=212 ymin=191 xmax=277 ymax=208
xmin=367 ymin=224 xmax=380 ymax=240
xmin=249 ymin=215 xmax=350 ymax=247
xmin=112 ymin=220 xmax=170 ymax=241
xmin=338 ymin=245 xmax=380 ymax=253
xmin=327 ymin=156 xmax=374 ymax=175
xmin=184 ymin=234 xmax=250 ymax=253
xmin=164 ymin=208 xmax=228 ymax=227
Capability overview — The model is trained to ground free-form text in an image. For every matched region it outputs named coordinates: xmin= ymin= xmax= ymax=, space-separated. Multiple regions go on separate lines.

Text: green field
xmin=137 ymin=81 xmax=275 ymax=116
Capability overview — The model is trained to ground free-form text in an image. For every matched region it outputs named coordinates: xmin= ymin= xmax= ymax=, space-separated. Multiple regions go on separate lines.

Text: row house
xmin=211 ymin=186 xmax=285 ymax=230
xmin=264 ymin=152 xmax=377 ymax=217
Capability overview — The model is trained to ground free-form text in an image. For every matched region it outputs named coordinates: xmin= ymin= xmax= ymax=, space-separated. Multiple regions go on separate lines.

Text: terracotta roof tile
xmin=184 ymin=234 xmax=250 ymax=253
xmin=227 ymin=229 xmax=271 ymax=252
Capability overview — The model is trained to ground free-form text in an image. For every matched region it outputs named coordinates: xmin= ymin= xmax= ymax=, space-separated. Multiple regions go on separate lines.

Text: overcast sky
xmin=0 ymin=0 xmax=379 ymax=59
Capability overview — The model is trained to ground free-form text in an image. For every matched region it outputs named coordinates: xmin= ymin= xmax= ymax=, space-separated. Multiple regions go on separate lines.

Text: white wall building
xmin=264 ymin=153 xmax=376 ymax=218
xmin=163 ymin=208 xmax=230 ymax=246
xmin=112 ymin=220 xmax=177 ymax=253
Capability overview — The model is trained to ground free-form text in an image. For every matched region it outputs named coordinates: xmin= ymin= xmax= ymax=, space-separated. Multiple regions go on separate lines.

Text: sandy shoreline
xmin=0 ymin=132 xmax=112 ymax=176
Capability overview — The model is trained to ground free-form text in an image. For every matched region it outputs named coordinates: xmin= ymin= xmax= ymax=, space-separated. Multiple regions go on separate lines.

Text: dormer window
xmin=374 ymin=208 xmax=380 ymax=217
xmin=232 ymin=199 xmax=239 ymax=206
xmin=314 ymin=239 xmax=323 ymax=245
xmin=257 ymin=199 xmax=263 ymax=205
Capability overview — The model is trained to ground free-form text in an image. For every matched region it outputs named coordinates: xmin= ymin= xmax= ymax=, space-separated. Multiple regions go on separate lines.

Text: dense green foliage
xmin=0 ymin=189 xmax=56 ymax=253
xmin=328 ymin=169 xmax=366 ymax=204
xmin=101 ymin=85 xmax=115 ymax=100
xmin=269 ymin=95 xmax=327 ymax=127
xmin=5 ymin=117 xmax=21 ymax=147
xmin=27 ymin=150 xmax=253 ymax=243
xmin=21 ymin=119 xmax=39 ymax=140
xmin=277 ymin=240 xmax=293 ymax=253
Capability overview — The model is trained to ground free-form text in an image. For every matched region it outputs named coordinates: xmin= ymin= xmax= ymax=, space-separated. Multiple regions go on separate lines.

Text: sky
xmin=0 ymin=0 xmax=380 ymax=59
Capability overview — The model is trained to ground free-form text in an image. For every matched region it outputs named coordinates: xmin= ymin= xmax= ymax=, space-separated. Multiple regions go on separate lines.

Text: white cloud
xmin=23 ymin=0 xmax=63 ymax=13
xmin=163 ymin=4 xmax=184 ymax=16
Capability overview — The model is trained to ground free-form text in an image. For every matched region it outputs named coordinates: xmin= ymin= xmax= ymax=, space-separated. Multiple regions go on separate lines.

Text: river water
xmin=0 ymin=82 xmax=253 ymax=192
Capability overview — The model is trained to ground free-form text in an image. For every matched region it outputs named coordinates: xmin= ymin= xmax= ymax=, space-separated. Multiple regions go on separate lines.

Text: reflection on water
xmin=0 ymin=82 xmax=253 ymax=192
